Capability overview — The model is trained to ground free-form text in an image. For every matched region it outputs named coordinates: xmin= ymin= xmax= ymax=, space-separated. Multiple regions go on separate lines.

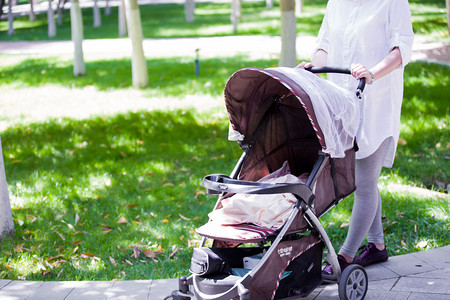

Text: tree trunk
xmin=47 ymin=0 xmax=56 ymax=37
xmin=124 ymin=0 xmax=149 ymax=88
xmin=447 ymin=0 xmax=450 ymax=34
xmin=105 ymin=0 xmax=111 ymax=15
xmin=266 ymin=0 xmax=273 ymax=10
xmin=230 ymin=0 xmax=241 ymax=34
xmin=0 ymin=138 xmax=14 ymax=241
xmin=57 ymin=0 xmax=65 ymax=26
xmin=279 ymin=0 xmax=296 ymax=67
xmin=118 ymin=0 xmax=127 ymax=36
xmin=8 ymin=0 xmax=14 ymax=35
xmin=71 ymin=0 xmax=85 ymax=76
xmin=0 ymin=0 xmax=5 ymax=19
xmin=29 ymin=0 xmax=36 ymax=21
xmin=184 ymin=0 xmax=194 ymax=23
xmin=93 ymin=0 xmax=101 ymax=27
xmin=295 ymin=0 xmax=303 ymax=16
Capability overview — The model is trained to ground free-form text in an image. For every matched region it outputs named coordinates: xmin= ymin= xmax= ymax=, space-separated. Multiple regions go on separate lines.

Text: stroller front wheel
xmin=338 ymin=264 xmax=368 ymax=300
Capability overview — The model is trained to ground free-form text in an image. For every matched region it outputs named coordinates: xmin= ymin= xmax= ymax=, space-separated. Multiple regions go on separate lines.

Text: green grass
xmin=0 ymin=54 xmax=448 ymax=281
xmin=0 ymin=108 xmax=242 ymax=280
xmin=1 ymin=0 xmax=448 ymax=42
xmin=0 ymin=54 xmax=279 ymax=97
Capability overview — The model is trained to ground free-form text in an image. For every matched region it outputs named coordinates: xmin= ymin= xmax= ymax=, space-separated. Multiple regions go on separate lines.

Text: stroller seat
xmin=196 ymin=222 xmax=276 ymax=244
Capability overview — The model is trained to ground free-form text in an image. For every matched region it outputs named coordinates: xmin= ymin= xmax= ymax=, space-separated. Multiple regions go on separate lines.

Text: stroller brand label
xmin=218 ymin=184 xmax=228 ymax=190
xmin=278 ymin=246 xmax=293 ymax=257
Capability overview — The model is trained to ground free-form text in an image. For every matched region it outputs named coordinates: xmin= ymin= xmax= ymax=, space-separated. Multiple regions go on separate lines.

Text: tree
xmin=0 ymin=0 xmax=5 ymax=19
xmin=47 ymin=0 xmax=56 ymax=37
xmin=118 ymin=0 xmax=127 ymax=36
xmin=230 ymin=0 xmax=241 ymax=34
xmin=295 ymin=0 xmax=303 ymax=16
xmin=0 ymin=138 xmax=14 ymax=241
xmin=447 ymin=0 xmax=449 ymax=33
xmin=93 ymin=0 xmax=101 ymax=27
xmin=266 ymin=0 xmax=273 ymax=10
xmin=29 ymin=0 xmax=36 ymax=21
xmin=279 ymin=0 xmax=297 ymax=67
xmin=8 ymin=0 xmax=14 ymax=35
xmin=124 ymin=0 xmax=149 ymax=88
xmin=185 ymin=0 xmax=194 ymax=23
xmin=70 ymin=0 xmax=85 ymax=76
xmin=57 ymin=0 xmax=67 ymax=25
xmin=105 ymin=0 xmax=111 ymax=15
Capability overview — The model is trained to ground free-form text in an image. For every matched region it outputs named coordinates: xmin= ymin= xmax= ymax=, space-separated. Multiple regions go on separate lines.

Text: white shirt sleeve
xmin=312 ymin=2 xmax=331 ymax=57
xmin=387 ymin=0 xmax=415 ymax=67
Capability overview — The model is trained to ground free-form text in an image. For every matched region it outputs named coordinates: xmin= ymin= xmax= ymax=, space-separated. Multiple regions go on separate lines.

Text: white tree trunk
xmin=447 ymin=0 xmax=450 ymax=33
xmin=266 ymin=0 xmax=273 ymax=10
xmin=56 ymin=0 xmax=64 ymax=26
xmin=47 ymin=0 xmax=56 ymax=37
xmin=93 ymin=0 xmax=101 ymax=27
xmin=230 ymin=0 xmax=241 ymax=34
xmin=184 ymin=0 xmax=194 ymax=23
xmin=279 ymin=0 xmax=296 ymax=67
xmin=71 ymin=0 xmax=85 ymax=76
xmin=124 ymin=0 xmax=149 ymax=88
xmin=29 ymin=0 xmax=36 ymax=21
xmin=118 ymin=0 xmax=127 ymax=37
xmin=295 ymin=0 xmax=303 ymax=16
xmin=8 ymin=0 xmax=14 ymax=35
xmin=105 ymin=0 xmax=111 ymax=15
xmin=0 ymin=138 xmax=14 ymax=240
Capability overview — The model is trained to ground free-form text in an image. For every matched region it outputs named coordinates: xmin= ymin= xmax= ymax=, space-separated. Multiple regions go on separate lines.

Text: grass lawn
xmin=1 ymin=0 xmax=448 ymax=42
xmin=0 ymin=53 xmax=448 ymax=281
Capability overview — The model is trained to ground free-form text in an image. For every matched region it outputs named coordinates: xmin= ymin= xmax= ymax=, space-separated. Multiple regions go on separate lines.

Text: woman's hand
xmin=296 ymin=61 xmax=314 ymax=69
xmin=351 ymin=63 xmax=374 ymax=84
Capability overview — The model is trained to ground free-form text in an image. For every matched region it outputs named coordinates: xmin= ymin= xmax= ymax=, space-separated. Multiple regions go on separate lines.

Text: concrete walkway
xmin=0 ymin=245 xmax=448 ymax=299
xmin=1 ymin=35 xmax=449 ymax=65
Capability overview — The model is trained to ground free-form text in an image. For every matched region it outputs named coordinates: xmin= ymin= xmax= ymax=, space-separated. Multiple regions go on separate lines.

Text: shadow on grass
xmin=392 ymin=62 xmax=449 ymax=189
xmin=0 ymin=55 xmax=279 ymax=97
xmin=0 ymin=109 xmax=242 ymax=280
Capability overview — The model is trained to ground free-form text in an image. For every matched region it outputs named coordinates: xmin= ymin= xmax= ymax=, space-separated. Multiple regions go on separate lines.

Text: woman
xmin=297 ymin=0 xmax=414 ymax=275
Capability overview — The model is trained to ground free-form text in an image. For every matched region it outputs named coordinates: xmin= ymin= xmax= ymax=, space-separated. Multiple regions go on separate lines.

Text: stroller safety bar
xmin=307 ymin=66 xmax=366 ymax=98
xmin=202 ymin=174 xmax=314 ymax=204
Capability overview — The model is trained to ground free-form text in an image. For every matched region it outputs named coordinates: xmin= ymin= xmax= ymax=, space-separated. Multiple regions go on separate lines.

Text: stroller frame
xmin=169 ymin=67 xmax=369 ymax=300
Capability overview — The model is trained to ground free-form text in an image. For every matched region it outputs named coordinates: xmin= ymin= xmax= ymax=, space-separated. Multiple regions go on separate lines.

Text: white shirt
xmin=314 ymin=0 xmax=414 ymax=167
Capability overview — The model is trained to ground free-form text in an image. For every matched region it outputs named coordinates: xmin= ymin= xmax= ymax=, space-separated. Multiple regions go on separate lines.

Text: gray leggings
xmin=340 ymin=138 xmax=390 ymax=258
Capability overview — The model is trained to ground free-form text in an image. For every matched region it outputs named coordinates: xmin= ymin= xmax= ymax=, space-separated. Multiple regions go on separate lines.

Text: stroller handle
xmin=307 ymin=66 xmax=366 ymax=98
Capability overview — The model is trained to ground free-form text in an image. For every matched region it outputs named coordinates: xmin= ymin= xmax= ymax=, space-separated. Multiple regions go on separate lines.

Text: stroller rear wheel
xmin=338 ymin=264 xmax=368 ymax=300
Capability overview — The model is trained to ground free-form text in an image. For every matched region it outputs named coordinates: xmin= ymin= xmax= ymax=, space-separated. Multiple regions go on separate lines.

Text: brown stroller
xmin=168 ymin=67 xmax=369 ymax=300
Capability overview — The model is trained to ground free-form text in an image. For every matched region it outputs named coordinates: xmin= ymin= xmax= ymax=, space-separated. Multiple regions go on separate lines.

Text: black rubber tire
xmin=338 ymin=264 xmax=368 ymax=300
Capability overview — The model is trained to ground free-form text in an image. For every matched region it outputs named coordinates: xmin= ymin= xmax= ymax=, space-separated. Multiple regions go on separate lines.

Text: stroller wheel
xmin=338 ymin=264 xmax=368 ymax=300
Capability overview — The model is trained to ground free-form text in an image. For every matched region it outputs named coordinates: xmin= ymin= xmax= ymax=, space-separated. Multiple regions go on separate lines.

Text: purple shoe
xmin=322 ymin=254 xmax=350 ymax=278
xmin=353 ymin=243 xmax=389 ymax=267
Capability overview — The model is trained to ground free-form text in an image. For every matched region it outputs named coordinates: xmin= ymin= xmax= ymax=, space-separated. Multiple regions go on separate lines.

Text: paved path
xmin=0 ymin=245 xmax=449 ymax=299
xmin=1 ymin=35 xmax=449 ymax=65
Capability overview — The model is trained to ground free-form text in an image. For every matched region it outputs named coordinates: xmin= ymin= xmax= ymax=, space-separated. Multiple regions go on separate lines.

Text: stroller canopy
xmin=225 ymin=67 xmax=360 ymax=161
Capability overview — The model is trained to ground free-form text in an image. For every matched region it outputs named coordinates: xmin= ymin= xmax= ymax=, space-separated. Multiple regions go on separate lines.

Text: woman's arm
xmin=352 ymin=47 xmax=402 ymax=84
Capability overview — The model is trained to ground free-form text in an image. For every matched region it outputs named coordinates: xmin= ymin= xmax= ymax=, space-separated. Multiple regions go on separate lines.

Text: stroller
xmin=168 ymin=67 xmax=369 ymax=300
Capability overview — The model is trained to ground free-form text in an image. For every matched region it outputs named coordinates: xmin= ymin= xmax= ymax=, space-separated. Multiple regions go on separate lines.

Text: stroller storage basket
xmin=191 ymin=232 xmax=323 ymax=300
